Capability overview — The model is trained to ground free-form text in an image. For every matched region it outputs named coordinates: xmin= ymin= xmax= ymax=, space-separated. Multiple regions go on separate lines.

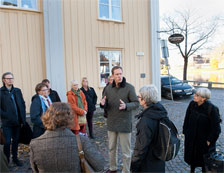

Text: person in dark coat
xmin=30 ymin=83 xmax=52 ymax=138
xmin=81 ymin=77 xmax=97 ymax=139
xmin=101 ymin=66 xmax=139 ymax=173
xmin=0 ymin=72 xmax=26 ymax=166
xmin=42 ymin=79 xmax=61 ymax=102
xmin=131 ymin=85 xmax=166 ymax=172
xmin=101 ymin=76 xmax=113 ymax=118
xmin=183 ymin=88 xmax=221 ymax=172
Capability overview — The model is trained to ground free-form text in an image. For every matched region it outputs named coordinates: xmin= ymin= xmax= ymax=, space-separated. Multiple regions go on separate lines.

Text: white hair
xmin=139 ymin=84 xmax=159 ymax=105
xmin=196 ymin=88 xmax=211 ymax=100
xmin=70 ymin=80 xmax=79 ymax=88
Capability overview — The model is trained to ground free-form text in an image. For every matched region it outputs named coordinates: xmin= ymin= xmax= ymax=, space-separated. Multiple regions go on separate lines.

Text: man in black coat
xmin=0 ymin=72 xmax=26 ymax=166
xmin=42 ymin=79 xmax=61 ymax=102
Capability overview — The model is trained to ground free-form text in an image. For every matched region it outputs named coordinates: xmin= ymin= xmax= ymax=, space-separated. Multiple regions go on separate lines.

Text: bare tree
xmin=160 ymin=10 xmax=218 ymax=80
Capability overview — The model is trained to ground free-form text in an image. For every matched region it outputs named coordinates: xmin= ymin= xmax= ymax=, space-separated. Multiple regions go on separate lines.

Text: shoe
xmin=89 ymin=134 xmax=95 ymax=139
xmin=13 ymin=159 xmax=23 ymax=166
xmin=106 ymin=169 xmax=117 ymax=173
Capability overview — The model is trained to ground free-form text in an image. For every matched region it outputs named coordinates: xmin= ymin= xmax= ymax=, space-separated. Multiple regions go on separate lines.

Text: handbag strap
xmin=75 ymin=135 xmax=85 ymax=159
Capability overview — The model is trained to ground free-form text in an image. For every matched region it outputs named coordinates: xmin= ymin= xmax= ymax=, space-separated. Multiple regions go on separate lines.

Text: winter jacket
xmin=183 ymin=100 xmax=221 ymax=167
xmin=30 ymin=94 xmax=47 ymax=138
xmin=81 ymin=87 xmax=97 ymax=112
xmin=0 ymin=86 xmax=26 ymax=127
xmin=131 ymin=102 xmax=167 ymax=172
xmin=102 ymin=77 xmax=139 ymax=133
xmin=67 ymin=90 xmax=88 ymax=131
xmin=49 ymin=89 xmax=61 ymax=103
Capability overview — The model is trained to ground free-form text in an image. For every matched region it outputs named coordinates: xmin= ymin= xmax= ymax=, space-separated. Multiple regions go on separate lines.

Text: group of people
xmin=0 ymin=66 xmax=222 ymax=173
xmin=30 ymin=77 xmax=97 ymax=139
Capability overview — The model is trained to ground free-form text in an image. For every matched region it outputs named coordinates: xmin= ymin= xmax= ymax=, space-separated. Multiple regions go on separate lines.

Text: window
xmin=99 ymin=0 xmax=121 ymax=21
xmin=0 ymin=0 xmax=37 ymax=10
xmin=99 ymin=50 xmax=121 ymax=86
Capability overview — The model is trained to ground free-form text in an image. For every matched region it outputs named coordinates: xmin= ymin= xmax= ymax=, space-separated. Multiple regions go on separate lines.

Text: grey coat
xmin=30 ymin=128 xmax=81 ymax=173
xmin=103 ymin=77 xmax=139 ymax=133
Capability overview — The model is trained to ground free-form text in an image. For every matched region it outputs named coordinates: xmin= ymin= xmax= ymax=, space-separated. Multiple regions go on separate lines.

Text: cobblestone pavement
xmin=9 ymin=88 xmax=224 ymax=172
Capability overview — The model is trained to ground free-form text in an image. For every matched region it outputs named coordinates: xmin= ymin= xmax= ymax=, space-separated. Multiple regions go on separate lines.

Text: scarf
xmin=39 ymin=95 xmax=47 ymax=113
xmin=72 ymin=88 xmax=84 ymax=109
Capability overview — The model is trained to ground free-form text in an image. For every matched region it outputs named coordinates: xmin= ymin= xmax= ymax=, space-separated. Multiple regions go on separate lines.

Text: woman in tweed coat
xmin=30 ymin=103 xmax=81 ymax=172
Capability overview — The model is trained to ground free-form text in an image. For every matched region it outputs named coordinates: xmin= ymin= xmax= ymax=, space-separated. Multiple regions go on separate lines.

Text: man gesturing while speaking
xmin=101 ymin=66 xmax=139 ymax=173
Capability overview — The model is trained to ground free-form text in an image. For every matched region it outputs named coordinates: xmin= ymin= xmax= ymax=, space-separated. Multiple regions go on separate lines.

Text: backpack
xmin=152 ymin=117 xmax=180 ymax=161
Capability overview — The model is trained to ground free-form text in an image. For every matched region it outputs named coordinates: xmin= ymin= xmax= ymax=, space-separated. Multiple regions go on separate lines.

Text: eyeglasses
xmin=4 ymin=78 xmax=14 ymax=80
xmin=41 ymin=89 xmax=49 ymax=92
xmin=194 ymin=93 xmax=200 ymax=97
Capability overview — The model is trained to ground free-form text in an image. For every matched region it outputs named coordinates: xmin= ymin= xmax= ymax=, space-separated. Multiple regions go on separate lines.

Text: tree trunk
xmin=183 ymin=57 xmax=188 ymax=80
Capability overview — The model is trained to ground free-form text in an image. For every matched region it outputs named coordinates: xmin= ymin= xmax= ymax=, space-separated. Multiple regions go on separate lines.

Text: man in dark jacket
xmin=101 ymin=66 xmax=139 ymax=173
xmin=131 ymin=85 xmax=166 ymax=172
xmin=0 ymin=72 xmax=26 ymax=166
xmin=42 ymin=79 xmax=61 ymax=102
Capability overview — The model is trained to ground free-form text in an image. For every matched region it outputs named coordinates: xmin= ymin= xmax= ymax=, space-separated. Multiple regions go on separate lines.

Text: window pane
xmin=99 ymin=50 xmax=121 ymax=86
xmin=99 ymin=0 xmax=109 ymax=5
xmin=100 ymin=52 xmax=109 ymax=62
xmin=112 ymin=7 xmax=121 ymax=20
xmin=21 ymin=0 xmax=37 ymax=9
xmin=2 ymin=0 xmax=18 ymax=7
xmin=100 ymin=62 xmax=110 ymax=86
xmin=111 ymin=0 xmax=120 ymax=7
xmin=99 ymin=4 xmax=109 ymax=19
xmin=111 ymin=52 xmax=121 ymax=66
xmin=100 ymin=63 xmax=110 ymax=73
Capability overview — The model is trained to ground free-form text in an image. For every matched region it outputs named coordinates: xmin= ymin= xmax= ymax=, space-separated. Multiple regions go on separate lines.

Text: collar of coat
xmin=112 ymin=77 xmax=126 ymax=88
xmin=1 ymin=85 xmax=15 ymax=92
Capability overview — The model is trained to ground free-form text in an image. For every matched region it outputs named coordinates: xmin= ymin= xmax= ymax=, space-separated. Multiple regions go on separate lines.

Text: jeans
xmin=3 ymin=126 xmax=20 ymax=162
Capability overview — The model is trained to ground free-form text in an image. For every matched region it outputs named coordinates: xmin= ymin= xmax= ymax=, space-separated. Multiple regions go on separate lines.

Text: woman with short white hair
xmin=183 ymin=88 xmax=221 ymax=172
xmin=131 ymin=85 xmax=167 ymax=172
xmin=67 ymin=80 xmax=88 ymax=136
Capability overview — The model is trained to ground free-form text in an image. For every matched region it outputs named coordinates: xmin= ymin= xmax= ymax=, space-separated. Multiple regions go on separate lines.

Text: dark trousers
xmin=86 ymin=111 xmax=94 ymax=136
xmin=32 ymin=126 xmax=45 ymax=139
xmin=3 ymin=126 xmax=20 ymax=162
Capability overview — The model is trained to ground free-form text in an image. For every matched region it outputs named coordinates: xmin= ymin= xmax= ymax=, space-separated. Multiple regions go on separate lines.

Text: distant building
xmin=193 ymin=55 xmax=210 ymax=64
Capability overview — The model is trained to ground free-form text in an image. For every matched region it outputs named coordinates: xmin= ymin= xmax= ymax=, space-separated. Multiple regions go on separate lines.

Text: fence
xmin=183 ymin=80 xmax=224 ymax=89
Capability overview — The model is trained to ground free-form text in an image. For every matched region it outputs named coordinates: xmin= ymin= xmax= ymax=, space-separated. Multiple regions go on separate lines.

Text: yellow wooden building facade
xmin=0 ymin=0 xmax=160 ymax=112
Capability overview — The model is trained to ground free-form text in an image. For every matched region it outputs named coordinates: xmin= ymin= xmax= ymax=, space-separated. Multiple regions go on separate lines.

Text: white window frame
xmin=98 ymin=0 xmax=122 ymax=22
xmin=99 ymin=50 xmax=122 ymax=87
xmin=0 ymin=0 xmax=38 ymax=10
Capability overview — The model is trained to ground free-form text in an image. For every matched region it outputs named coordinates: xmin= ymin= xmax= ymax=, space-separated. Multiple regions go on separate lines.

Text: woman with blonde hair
xmin=67 ymin=80 xmax=88 ymax=135
xmin=81 ymin=77 xmax=97 ymax=139
xmin=30 ymin=103 xmax=81 ymax=172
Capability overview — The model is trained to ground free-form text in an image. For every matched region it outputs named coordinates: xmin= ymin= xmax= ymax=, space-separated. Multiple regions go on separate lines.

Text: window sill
xmin=97 ymin=18 xmax=125 ymax=24
xmin=0 ymin=6 xmax=40 ymax=13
